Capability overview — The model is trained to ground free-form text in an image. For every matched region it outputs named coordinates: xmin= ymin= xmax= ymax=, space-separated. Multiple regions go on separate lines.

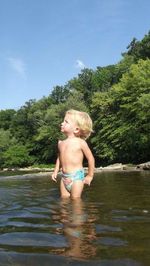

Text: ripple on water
xmin=0 ymin=252 xmax=142 ymax=266
xmin=112 ymin=208 xmax=150 ymax=222
xmin=96 ymin=236 xmax=128 ymax=247
xmin=0 ymin=232 xmax=68 ymax=248
xmin=95 ymin=224 xmax=122 ymax=233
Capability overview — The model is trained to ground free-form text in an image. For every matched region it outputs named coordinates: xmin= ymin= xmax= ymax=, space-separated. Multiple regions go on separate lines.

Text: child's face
xmin=61 ymin=114 xmax=78 ymax=136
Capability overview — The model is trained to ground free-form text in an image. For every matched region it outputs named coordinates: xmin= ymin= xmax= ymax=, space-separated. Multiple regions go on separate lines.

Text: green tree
xmin=50 ymin=85 xmax=70 ymax=104
xmin=3 ymin=144 xmax=33 ymax=168
xmin=0 ymin=109 xmax=16 ymax=130
xmin=0 ymin=129 xmax=12 ymax=167
xmin=73 ymin=68 xmax=95 ymax=105
xmin=123 ymin=31 xmax=150 ymax=61
xmin=91 ymin=59 xmax=150 ymax=164
xmin=93 ymin=65 xmax=117 ymax=92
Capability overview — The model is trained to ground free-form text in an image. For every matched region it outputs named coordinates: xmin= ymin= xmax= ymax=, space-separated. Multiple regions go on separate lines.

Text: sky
xmin=0 ymin=0 xmax=149 ymax=110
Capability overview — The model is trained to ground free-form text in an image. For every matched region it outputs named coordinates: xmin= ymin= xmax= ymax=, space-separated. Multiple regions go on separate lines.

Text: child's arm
xmin=51 ymin=140 xmax=62 ymax=182
xmin=51 ymin=156 xmax=60 ymax=182
xmin=81 ymin=140 xmax=95 ymax=186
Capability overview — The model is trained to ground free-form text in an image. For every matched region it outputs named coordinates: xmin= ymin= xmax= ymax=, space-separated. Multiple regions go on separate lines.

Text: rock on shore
xmin=137 ymin=161 xmax=150 ymax=170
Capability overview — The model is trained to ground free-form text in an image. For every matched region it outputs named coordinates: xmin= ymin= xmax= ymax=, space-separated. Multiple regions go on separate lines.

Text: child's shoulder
xmin=77 ymin=137 xmax=87 ymax=146
xmin=58 ymin=138 xmax=66 ymax=146
xmin=78 ymin=138 xmax=89 ymax=148
xmin=78 ymin=137 xmax=85 ymax=142
xmin=58 ymin=139 xmax=63 ymax=147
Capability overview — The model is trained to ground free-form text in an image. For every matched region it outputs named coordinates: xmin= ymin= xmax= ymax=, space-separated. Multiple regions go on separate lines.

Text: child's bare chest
xmin=60 ymin=140 xmax=81 ymax=154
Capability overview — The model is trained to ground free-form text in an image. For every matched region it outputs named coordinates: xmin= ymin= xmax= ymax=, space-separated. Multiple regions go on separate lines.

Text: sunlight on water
xmin=0 ymin=171 xmax=150 ymax=265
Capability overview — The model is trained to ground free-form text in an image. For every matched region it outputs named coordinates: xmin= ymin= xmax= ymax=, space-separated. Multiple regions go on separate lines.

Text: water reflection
xmin=54 ymin=198 xmax=97 ymax=260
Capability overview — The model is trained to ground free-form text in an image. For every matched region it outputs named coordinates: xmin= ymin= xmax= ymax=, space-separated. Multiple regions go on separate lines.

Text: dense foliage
xmin=0 ymin=32 xmax=150 ymax=168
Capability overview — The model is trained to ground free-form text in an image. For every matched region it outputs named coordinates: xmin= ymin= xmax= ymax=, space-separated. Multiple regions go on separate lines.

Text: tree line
xmin=0 ymin=31 xmax=150 ymax=168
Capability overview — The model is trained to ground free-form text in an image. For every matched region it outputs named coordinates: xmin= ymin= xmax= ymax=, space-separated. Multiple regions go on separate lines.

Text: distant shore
xmin=1 ymin=162 xmax=150 ymax=177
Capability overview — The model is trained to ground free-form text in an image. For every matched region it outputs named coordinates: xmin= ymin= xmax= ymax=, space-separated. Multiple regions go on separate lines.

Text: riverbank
xmin=1 ymin=162 xmax=150 ymax=178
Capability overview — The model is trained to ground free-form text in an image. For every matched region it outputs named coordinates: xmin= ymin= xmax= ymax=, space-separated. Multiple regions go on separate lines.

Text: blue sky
xmin=0 ymin=0 xmax=149 ymax=110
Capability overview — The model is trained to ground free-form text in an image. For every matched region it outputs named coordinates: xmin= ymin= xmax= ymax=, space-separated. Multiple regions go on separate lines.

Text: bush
xmin=3 ymin=145 xmax=34 ymax=168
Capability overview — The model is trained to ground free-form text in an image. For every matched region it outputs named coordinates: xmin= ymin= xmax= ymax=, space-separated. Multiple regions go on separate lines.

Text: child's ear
xmin=74 ymin=127 xmax=80 ymax=134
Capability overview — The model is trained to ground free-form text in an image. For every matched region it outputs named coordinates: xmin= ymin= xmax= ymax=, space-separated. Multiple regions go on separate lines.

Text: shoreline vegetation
xmin=0 ymin=162 xmax=150 ymax=178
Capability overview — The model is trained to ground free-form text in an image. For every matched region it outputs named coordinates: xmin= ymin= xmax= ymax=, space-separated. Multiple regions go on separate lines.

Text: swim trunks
xmin=62 ymin=169 xmax=85 ymax=192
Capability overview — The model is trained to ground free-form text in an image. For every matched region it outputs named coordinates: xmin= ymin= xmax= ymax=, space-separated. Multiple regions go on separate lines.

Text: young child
xmin=51 ymin=109 xmax=95 ymax=199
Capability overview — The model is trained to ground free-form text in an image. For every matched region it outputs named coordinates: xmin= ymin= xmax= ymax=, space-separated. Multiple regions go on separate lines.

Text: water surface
xmin=0 ymin=171 xmax=150 ymax=265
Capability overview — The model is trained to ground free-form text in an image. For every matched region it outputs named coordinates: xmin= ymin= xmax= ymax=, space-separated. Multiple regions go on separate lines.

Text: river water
xmin=0 ymin=170 xmax=150 ymax=266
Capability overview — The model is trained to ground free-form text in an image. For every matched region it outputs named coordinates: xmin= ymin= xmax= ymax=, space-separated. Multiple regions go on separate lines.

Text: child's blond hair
xmin=66 ymin=109 xmax=93 ymax=139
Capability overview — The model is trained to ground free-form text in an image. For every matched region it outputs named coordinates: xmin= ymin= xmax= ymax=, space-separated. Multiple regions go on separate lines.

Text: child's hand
xmin=51 ymin=172 xmax=57 ymax=182
xmin=83 ymin=175 xmax=93 ymax=186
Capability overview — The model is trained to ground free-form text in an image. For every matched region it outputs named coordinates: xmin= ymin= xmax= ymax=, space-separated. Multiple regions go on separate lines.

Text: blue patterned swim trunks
xmin=62 ymin=169 xmax=85 ymax=192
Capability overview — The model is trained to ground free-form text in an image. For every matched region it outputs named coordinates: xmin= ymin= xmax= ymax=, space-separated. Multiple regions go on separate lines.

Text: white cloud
xmin=8 ymin=57 xmax=26 ymax=78
xmin=75 ymin=59 xmax=85 ymax=69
